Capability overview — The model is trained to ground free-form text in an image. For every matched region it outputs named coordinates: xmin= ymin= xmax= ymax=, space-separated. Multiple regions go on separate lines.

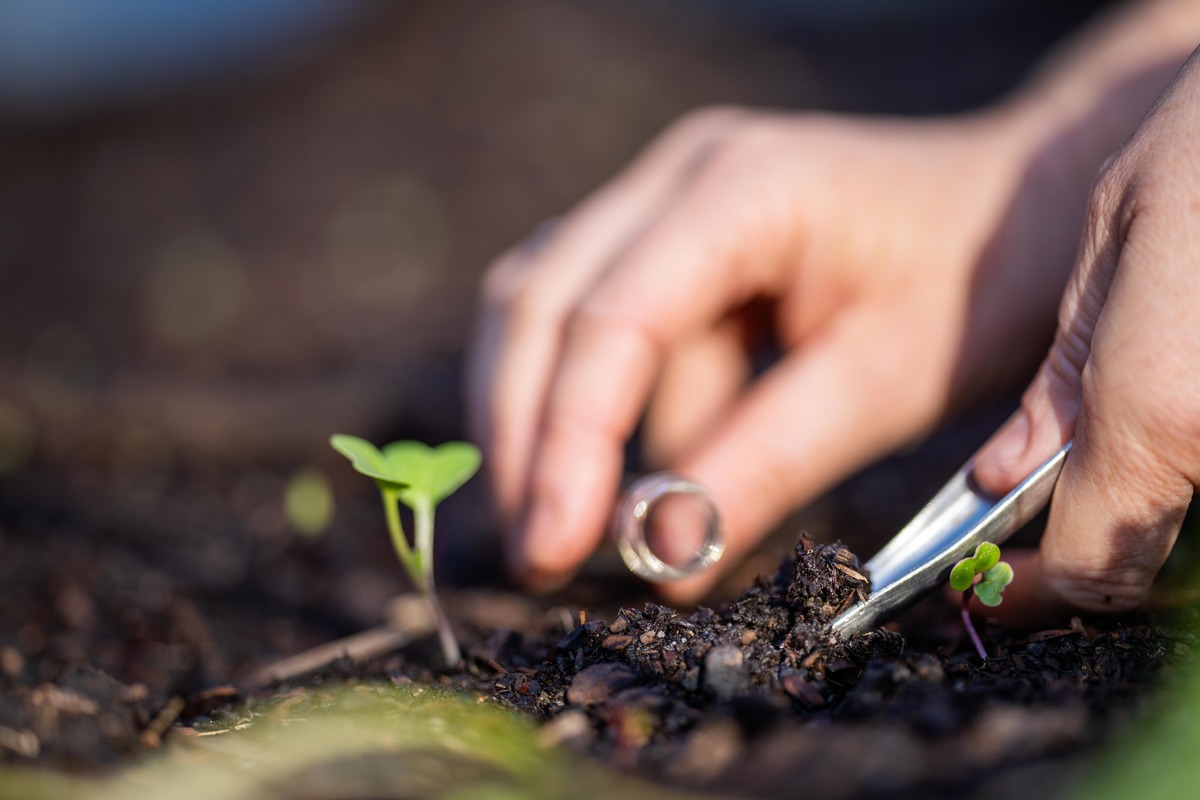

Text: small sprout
xmin=950 ymin=542 xmax=1014 ymax=660
xmin=330 ymin=435 xmax=481 ymax=667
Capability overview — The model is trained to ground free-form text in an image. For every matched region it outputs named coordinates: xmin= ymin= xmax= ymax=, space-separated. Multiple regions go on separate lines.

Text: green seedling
xmin=949 ymin=541 xmax=1013 ymax=660
xmin=330 ymin=435 xmax=481 ymax=667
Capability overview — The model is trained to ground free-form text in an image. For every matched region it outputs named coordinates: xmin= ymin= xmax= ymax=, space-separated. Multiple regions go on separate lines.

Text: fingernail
xmin=974 ymin=412 xmax=1031 ymax=494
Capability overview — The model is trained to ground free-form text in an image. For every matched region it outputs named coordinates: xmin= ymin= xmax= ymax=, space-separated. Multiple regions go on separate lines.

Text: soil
xmin=228 ymin=541 xmax=1195 ymax=800
xmin=3 ymin=1 xmax=1190 ymax=798
xmin=5 ymin=528 xmax=1188 ymax=799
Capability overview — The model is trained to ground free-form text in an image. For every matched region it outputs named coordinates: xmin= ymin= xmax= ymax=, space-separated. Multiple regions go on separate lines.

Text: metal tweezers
xmin=829 ymin=441 xmax=1072 ymax=637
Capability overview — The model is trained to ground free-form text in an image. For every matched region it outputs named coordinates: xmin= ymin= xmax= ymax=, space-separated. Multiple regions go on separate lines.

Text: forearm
xmin=1002 ymin=0 xmax=1200 ymax=189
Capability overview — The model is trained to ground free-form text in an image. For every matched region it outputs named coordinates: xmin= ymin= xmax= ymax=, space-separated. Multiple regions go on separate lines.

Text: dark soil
xmin=1 ymin=498 xmax=1191 ymax=797
xmin=164 ymin=537 xmax=1192 ymax=799
xmin=488 ymin=539 xmax=1186 ymax=798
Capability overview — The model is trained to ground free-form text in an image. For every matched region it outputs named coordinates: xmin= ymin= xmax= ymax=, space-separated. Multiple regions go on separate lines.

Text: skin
xmin=972 ymin=49 xmax=1200 ymax=624
xmin=468 ymin=0 xmax=1200 ymax=620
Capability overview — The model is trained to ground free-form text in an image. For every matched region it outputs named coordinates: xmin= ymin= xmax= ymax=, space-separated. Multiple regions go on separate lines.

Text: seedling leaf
xmin=383 ymin=441 xmax=482 ymax=507
xmin=974 ymin=581 xmax=1004 ymax=607
xmin=982 ymin=562 xmax=1013 ymax=588
xmin=974 ymin=560 xmax=1014 ymax=607
xmin=330 ymin=434 xmax=407 ymax=489
xmin=973 ymin=542 xmax=1001 ymax=573
xmin=949 ymin=559 xmax=977 ymax=592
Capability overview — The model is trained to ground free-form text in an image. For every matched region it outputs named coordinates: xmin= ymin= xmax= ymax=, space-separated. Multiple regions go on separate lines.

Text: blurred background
xmin=0 ymin=0 xmax=1114 ymax=699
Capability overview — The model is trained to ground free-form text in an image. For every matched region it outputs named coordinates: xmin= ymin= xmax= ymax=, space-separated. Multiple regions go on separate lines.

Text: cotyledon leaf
xmin=381 ymin=441 xmax=482 ymax=507
xmin=330 ymin=434 xmax=408 ymax=489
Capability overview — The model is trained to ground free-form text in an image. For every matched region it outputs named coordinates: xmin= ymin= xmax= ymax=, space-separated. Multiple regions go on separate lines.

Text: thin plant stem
xmin=961 ymin=591 xmax=988 ymax=660
xmin=414 ymin=497 xmax=434 ymax=575
xmin=381 ymin=487 xmax=421 ymax=588
xmin=426 ymin=591 xmax=462 ymax=668
xmin=413 ymin=496 xmax=462 ymax=667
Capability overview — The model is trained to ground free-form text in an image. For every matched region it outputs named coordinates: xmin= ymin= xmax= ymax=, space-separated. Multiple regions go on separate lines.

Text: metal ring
xmin=612 ymin=472 xmax=725 ymax=582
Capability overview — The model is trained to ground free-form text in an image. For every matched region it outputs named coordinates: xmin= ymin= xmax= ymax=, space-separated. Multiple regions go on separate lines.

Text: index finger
xmin=513 ymin=167 xmax=799 ymax=585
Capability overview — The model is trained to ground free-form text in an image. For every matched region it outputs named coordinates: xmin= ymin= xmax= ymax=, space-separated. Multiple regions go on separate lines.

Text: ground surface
xmin=5 ymin=1 xmax=1191 ymax=798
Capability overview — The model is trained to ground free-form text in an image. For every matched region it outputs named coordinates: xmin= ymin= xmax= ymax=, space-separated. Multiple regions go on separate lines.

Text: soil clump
xmin=495 ymin=536 xmax=899 ymax=741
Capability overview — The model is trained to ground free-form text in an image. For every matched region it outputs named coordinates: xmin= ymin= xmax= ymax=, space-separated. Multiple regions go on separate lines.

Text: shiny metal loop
xmin=613 ymin=472 xmax=725 ymax=582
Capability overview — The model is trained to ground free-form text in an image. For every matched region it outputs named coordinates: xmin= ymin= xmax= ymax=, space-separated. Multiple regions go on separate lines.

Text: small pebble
xmin=702 ymin=644 xmax=749 ymax=701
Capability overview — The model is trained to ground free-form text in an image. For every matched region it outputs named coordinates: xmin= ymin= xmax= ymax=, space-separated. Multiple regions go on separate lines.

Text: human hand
xmin=470 ymin=105 xmax=1082 ymax=601
xmin=972 ymin=48 xmax=1200 ymax=624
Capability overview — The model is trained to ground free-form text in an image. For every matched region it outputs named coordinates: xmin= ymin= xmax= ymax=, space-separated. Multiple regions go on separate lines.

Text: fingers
xmin=512 ymin=175 xmax=791 ymax=584
xmin=469 ymin=108 xmax=749 ymax=527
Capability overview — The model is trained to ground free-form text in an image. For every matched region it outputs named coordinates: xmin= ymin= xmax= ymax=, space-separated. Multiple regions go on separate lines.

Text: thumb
xmin=971 ymin=177 xmax=1125 ymax=498
xmin=971 ymin=317 xmax=1099 ymax=499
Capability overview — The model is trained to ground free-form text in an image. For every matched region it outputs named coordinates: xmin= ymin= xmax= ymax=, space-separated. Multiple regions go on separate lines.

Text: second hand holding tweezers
xmin=829 ymin=441 xmax=1072 ymax=637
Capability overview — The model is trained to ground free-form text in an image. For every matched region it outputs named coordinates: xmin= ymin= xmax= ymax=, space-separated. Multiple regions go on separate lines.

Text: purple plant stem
xmin=961 ymin=591 xmax=988 ymax=660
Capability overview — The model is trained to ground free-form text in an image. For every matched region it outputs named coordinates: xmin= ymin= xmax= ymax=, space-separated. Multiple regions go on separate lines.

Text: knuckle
xmin=563 ymin=297 xmax=612 ymax=336
xmin=480 ymin=250 xmax=532 ymax=308
xmin=507 ymin=282 xmax=560 ymax=332
xmin=1046 ymin=323 xmax=1091 ymax=391
xmin=564 ymin=298 xmax=663 ymax=358
xmin=1090 ymin=149 xmax=1132 ymax=214
xmin=666 ymin=105 xmax=751 ymax=148
xmin=560 ymin=305 xmax=600 ymax=353
xmin=1082 ymin=173 xmax=1124 ymax=248
xmin=702 ymin=121 xmax=784 ymax=177
xmin=1087 ymin=154 xmax=1140 ymax=241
